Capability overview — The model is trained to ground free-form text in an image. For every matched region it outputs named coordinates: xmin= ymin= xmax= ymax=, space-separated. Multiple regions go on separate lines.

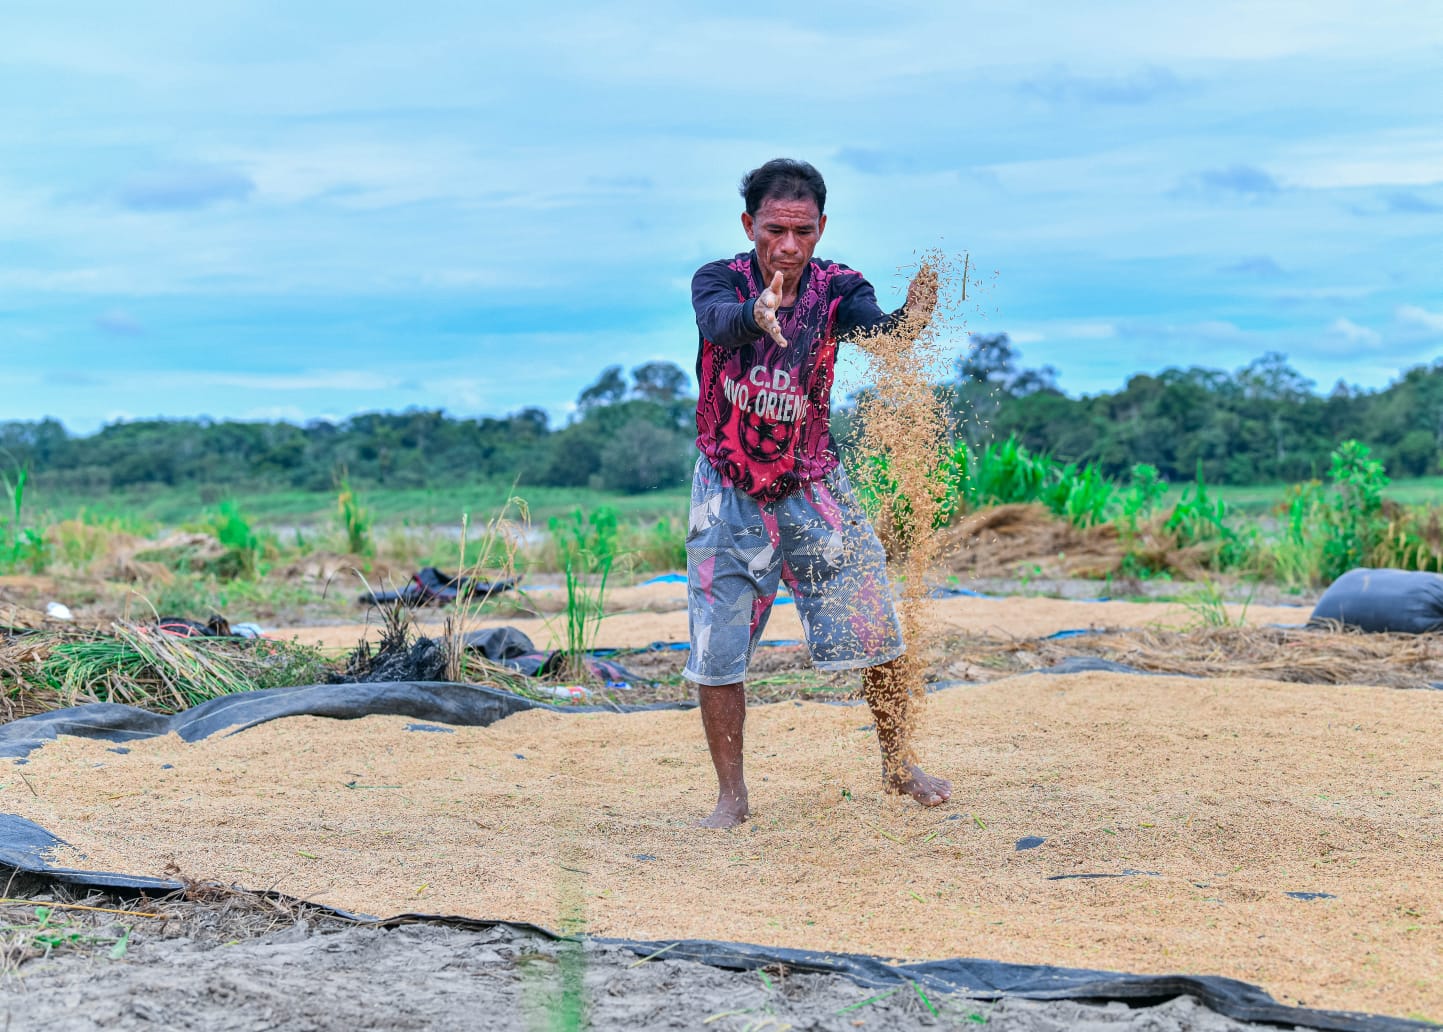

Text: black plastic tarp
xmin=0 ymin=680 xmax=691 ymax=760
xmin=0 ymin=680 xmax=1431 ymax=1031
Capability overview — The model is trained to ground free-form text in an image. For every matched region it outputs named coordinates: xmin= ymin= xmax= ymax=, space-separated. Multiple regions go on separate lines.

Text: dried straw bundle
xmin=0 ymin=624 xmax=332 ymax=722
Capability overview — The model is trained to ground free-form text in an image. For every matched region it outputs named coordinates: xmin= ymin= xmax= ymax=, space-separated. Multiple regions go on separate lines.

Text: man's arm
xmin=692 ymin=263 xmax=789 ymax=349
xmin=836 ymin=263 xmax=938 ymax=341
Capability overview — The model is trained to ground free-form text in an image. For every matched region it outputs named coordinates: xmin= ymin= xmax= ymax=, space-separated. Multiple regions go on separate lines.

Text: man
xmin=686 ymin=157 xmax=952 ymax=828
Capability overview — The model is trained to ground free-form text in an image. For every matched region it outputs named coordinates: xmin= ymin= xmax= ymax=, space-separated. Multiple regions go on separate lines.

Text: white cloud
xmin=242 ymin=405 xmax=308 ymax=423
xmin=152 ymin=371 xmax=395 ymax=392
xmin=1397 ymin=304 xmax=1443 ymax=334
xmin=1065 ymin=322 xmax=1119 ymax=340
xmin=1116 ymin=319 xmax=1249 ymax=344
xmin=1275 ymin=129 xmax=1443 ymax=189
xmin=418 ymin=377 xmax=492 ymax=411
xmin=1326 ymin=317 xmax=1382 ymax=350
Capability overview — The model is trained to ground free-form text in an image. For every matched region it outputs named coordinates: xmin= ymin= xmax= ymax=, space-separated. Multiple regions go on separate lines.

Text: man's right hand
xmin=754 ymin=270 xmax=789 ymax=348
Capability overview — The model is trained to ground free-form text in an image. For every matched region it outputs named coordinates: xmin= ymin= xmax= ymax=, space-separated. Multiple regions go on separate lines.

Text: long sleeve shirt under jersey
xmin=691 ymin=250 xmax=902 ymax=503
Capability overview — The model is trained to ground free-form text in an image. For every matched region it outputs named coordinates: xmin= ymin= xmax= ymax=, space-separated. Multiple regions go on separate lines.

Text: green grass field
xmin=1156 ymin=477 xmax=1439 ymax=514
xmin=34 ymin=482 xmax=691 ymax=531
xmin=30 ymin=475 xmax=1439 ymax=530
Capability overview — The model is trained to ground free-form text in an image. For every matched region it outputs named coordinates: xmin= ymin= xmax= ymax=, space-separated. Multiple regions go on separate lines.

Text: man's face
xmin=742 ymin=195 xmax=826 ymax=287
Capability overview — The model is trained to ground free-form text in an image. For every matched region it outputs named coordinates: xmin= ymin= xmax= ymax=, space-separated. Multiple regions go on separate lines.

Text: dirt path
xmin=0 ymin=895 xmax=1313 ymax=1031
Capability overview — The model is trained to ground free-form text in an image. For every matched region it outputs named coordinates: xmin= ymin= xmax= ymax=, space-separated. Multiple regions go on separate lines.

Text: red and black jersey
xmin=691 ymin=251 xmax=900 ymax=503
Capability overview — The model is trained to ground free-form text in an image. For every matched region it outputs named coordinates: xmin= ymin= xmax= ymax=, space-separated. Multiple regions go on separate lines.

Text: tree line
xmin=4 ymin=346 xmax=1443 ymax=498
xmin=960 ymin=338 xmax=1443 ymax=484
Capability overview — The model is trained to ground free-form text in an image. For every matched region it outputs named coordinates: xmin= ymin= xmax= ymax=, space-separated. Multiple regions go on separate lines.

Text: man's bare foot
xmin=697 ymin=792 xmax=749 ymax=829
xmin=885 ymin=764 xmax=952 ymax=807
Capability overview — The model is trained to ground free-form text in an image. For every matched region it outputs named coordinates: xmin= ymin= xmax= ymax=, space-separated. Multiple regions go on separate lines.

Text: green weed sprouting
xmin=547 ymin=507 xmax=620 ymax=684
xmin=1181 ymin=579 xmax=1252 ymax=629
xmin=0 ymin=466 xmax=49 ymax=575
xmin=206 ymin=500 xmax=265 ymax=579
xmin=1164 ymin=460 xmax=1247 ymax=568
xmin=335 ymin=475 xmax=374 ymax=557
xmin=0 ymin=903 xmax=133 ymax=969
xmin=443 ymin=496 xmax=533 ymax=689
xmin=1246 ymin=440 xmax=1434 ymax=588
xmin=1319 ymin=440 xmax=1389 ymax=581
xmin=625 ymin=516 xmax=687 ymax=573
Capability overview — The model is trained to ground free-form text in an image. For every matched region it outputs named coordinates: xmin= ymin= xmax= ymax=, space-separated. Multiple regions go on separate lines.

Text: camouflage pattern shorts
xmin=683 ymin=456 xmax=904 ymax=686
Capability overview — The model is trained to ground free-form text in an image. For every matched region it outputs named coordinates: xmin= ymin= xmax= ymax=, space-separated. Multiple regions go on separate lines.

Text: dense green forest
xmin=4 ymin=343 xmax=1442 ymax=496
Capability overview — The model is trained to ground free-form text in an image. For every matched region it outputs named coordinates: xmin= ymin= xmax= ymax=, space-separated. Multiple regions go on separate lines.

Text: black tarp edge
xmin=0 ymin=680 xmax=696 ymax=760
xmin=0 ymin=671 xmax=1140 ymax=762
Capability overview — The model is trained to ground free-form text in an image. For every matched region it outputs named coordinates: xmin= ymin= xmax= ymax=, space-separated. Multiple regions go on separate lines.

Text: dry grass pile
xmin=0 ymin=599 xmax=61 ymax=635
xmin=274 ymin=552 xmax=400 ymax=595
xmin=940 ymin=504 xmax=1211 ymax=581
xmin=964 ymin=623 xmax=1443 ymax=690
xmin=0 ymin=875 xmax=342 ymax=975
xmin=91 ymin=532 xmax=228 ymax=585
xmin=0 ymin=577 xmax=66 ymax=618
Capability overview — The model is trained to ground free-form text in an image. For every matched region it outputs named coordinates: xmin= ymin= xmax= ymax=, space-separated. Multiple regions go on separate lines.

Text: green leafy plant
xmin=1041 ymin=460 xmax=1115 ymax=528
xmin=1256 ymin=481 xmax=1327 ymax=588
xmin=1318 ymin=439 xmax=1389 ymax=582
xmin=336 ymin=475 xmax=374 ymax=557
xmin=206 ymin=500 xmax=264 ymax=579
xmin=970 ymin=436 xmax=1050 ymax=507
xmin=623 ymin=515 xmax=686 ymax=572
xmin=0 ymin=467 xmax=49 ymax=574
xmin=1120 ymin=463 xmax=1168 ymax=528
xmin=547 ymin=507 xmax=620 ymax=682
xmin=1116 ymin=463 xmax=1169 ymax=577
xmin=1164 ymin=460 xmax=1246 ymax=568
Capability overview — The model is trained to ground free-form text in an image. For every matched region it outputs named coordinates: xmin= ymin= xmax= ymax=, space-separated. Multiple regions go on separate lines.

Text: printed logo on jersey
xmin=720 ymin=365 xmax=806 ymax=424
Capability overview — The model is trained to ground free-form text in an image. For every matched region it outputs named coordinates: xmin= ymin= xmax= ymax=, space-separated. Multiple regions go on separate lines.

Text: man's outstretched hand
xmin=905 ymin=262 xmax=939 ymax=324
xmin=754 ymin=270 xmax=789 ymax=348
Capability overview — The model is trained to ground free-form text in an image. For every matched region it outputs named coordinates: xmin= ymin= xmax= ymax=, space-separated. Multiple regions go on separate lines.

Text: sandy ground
xmin=5 ymin=670 xmax=1440 ymax=1022
xmin=279 ymin=588 xmax=1313 ymax=651
xmin=0 ymin=905 xmax=1285 ymax=1032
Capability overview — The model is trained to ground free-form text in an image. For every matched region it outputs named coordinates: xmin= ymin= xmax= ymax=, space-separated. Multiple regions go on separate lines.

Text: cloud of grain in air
xmin=848 ymin=250 xmax=965 ymax=774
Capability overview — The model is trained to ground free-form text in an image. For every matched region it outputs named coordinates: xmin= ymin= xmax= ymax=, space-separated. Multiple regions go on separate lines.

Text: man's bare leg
xmin=862 ymin=659 xmax=951 ymax=806
xmin=698 ymin=682 xmax=749 ymax=828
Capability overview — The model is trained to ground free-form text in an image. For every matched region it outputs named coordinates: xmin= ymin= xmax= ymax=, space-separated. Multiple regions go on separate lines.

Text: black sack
xmin=462 ymin=626 xmax=536 ymax=662
xmin=1309 ymin=568 xmax=1443 ymax=634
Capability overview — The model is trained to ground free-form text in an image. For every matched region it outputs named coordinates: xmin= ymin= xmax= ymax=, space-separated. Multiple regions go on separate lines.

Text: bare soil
xmin=0 ymin=884 xmax=1280 ymax=1032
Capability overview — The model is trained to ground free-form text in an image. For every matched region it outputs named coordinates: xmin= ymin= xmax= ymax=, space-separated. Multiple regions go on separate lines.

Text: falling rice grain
xmin=848 ymin=251 xmax=962 ymax=778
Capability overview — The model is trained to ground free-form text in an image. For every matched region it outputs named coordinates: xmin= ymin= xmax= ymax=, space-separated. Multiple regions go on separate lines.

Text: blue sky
xmin=2 ymin=1 xmax=1440 ymax=434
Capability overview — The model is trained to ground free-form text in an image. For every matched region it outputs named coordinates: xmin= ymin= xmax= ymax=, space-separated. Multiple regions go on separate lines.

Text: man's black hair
xmin=739 ymin=158 xmax=826 ymax=217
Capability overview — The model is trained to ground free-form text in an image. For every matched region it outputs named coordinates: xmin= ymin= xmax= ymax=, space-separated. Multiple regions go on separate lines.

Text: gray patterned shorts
xmin=683 ymin=456 xmax=904 ymax=686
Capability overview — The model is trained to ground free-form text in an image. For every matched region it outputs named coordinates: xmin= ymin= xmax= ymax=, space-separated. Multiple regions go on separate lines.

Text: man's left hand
xmin=905 ymin=263 xmax=939 ymax=323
